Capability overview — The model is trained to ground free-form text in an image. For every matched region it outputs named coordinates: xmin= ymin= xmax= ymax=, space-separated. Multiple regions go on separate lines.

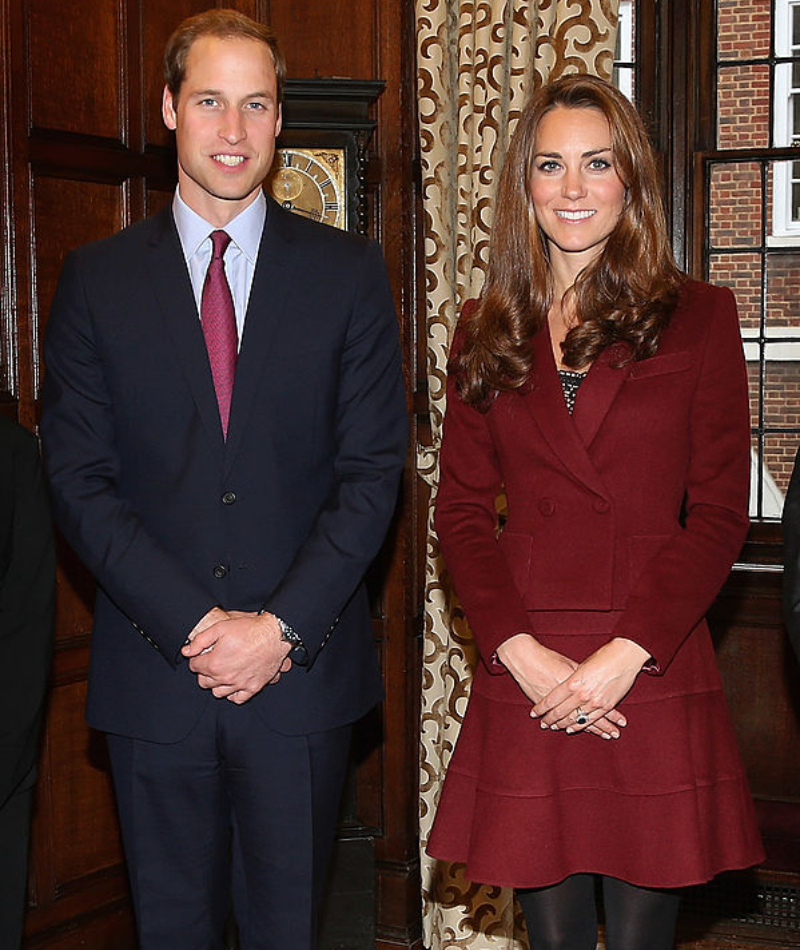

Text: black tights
xmin=516 ymin=874 xmax=681 ymax=950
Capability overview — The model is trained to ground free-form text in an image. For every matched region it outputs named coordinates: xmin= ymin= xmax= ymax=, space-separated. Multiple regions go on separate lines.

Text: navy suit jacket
xmin=41 ymin=198 xmax=407 ymax=742
xmin=0 ymin=418 xmax=55 ymax=806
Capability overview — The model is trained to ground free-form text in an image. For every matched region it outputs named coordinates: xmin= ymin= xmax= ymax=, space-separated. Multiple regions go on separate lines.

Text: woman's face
xmin=529 ymin=105 xmax=626 ymax=273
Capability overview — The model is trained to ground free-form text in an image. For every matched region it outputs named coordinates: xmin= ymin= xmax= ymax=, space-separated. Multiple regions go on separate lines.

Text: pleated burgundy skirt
xmin=426 ymin=610 xmax=765 ymax=889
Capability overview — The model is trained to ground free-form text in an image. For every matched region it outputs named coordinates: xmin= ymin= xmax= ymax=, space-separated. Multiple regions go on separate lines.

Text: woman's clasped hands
xmin=496 ymin=633 xmax=650 ymax=740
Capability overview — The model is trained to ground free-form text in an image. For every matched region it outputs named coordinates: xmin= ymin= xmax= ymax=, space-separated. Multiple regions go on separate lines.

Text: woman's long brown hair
xmin=454 ymin=74 xmax=684 ymax=410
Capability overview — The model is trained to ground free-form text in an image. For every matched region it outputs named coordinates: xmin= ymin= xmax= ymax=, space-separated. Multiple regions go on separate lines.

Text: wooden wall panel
xmin=715 ymin=619 xmax=800 ymax=800
xmin=42 ymin=683 xmax=122 ymax=885
xmin=53 ymin=551 xmax=94 ymax=644
xmin=145 ymin=184 xmax=174 ymax=216
xmin=32 ymin=176 xmax=126 ymax=355
xmin=27 ymin=0 xmax=125 ymax=140
xmin=267 ymin=0 xmax=377 ymax=79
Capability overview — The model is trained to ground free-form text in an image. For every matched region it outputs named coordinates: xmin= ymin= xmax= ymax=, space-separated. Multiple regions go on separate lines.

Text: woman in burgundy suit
xmin=427 ymin=75 xmax=764 ymax=950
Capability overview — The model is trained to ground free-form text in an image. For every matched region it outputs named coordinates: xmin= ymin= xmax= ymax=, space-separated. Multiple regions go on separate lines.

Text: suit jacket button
xmin=222 ymin=491 xmax=236 ymax=505
xmin=593 ymin=499 xmax=610 ymax=513
xmin=538 ymin=498 xmax=556 ymax=517
xmin=213 ymin=565 xmax=227 ymax=579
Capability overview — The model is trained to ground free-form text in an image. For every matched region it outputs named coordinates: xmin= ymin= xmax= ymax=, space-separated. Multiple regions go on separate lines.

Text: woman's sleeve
xmin=610 ymin=285 xmax=751 ymax=672
xmin=434 ymin=322 xmax=537 ymax=673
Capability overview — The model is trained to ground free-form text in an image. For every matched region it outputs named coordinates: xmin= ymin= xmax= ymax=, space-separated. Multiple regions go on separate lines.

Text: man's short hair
xmin=164 ymin=8 xmax=286 ymax=105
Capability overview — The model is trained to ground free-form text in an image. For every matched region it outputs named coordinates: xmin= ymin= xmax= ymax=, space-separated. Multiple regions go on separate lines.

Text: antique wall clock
xmin=270 ymin=146 xmax=346 ymax=229
xmin=265 ymin=78 xmax=385 ymax=236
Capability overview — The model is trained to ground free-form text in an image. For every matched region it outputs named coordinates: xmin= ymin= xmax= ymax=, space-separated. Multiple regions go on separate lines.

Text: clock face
xmin=267 ymin=147 xmax=346 ymax=230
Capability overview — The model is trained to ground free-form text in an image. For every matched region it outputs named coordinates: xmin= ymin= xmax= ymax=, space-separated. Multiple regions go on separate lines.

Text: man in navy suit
xmin=40 ymin=9 xmax=406 ymax=949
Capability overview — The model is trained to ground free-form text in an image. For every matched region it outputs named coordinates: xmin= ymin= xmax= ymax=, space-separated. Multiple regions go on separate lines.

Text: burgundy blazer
xmin=435 ymin=280 xmax=750 ymax=676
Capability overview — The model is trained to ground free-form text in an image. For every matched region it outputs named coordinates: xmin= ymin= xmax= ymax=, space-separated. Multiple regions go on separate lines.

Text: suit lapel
xmin=223 ymin=199 xmax=294 ymax=473
xmin=146 ymin=208 xmax=226 ymax=459
xmin=572 ymin=341 xmax=633 ymax=448
xmin=523 ymin=323 xmax=619 ymax=497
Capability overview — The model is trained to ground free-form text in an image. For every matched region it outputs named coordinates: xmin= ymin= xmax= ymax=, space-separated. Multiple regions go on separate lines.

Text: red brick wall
xmin=717 ymin=0 xmax=771 ymax=60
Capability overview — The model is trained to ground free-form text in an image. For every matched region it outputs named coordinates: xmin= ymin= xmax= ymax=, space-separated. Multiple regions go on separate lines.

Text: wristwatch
xmin=260 ymin=610 xmax=308 ymax=665
xmin=277 ymin=616 xmax=302 ymax=647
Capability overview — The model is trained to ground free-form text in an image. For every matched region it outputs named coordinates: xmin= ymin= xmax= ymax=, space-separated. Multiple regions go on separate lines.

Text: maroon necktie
xmin=201 ymin=230 xmax=238 ymax=438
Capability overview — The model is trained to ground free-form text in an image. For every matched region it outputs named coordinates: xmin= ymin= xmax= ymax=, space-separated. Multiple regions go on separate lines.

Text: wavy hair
xmin=454 ymin=74 xmax=684 ymax=409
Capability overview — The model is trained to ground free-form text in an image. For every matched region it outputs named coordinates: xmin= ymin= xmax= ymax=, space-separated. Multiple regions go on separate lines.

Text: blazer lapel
xmin=223 ymin=199 xmax=293 ymax=473
xmin=572 ymin=341 xmax=633 ymax=448
xmin=146 ymin=208 xmax=226 ymax=458
xmin=522 ymin=322 xmax=609 ymax=497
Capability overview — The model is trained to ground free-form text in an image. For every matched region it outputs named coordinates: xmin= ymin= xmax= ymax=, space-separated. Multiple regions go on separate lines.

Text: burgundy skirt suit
xmin=427 ymin=280 xmax=765 ymax=889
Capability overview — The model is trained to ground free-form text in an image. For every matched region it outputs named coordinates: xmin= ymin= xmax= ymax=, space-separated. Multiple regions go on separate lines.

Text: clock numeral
xmin=281 ymin=151 xmax=294 ymax=167
xmin=325 ymin=201 xmax=339 ymax=212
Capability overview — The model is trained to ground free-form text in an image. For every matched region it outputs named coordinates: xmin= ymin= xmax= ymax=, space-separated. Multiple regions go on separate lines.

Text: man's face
xmin=162 ymin=35 xmax=282 ymax=227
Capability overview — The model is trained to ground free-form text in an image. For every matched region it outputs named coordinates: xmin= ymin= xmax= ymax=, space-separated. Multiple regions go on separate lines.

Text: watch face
xmin=267 ymin=147 xmax=346 ymax=230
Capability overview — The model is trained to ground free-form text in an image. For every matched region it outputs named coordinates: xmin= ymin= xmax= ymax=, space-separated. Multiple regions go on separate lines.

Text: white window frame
xmin=771 ymin=0 xmax=800 ymax=244
xmin=615 ymin=1 xmax=634 ymax=102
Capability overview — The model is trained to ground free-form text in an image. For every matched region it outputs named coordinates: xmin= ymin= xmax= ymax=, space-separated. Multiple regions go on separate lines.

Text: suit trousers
xmin=0 ymin=780 xmax=33 ymax=950
xmin=106 ymin=699 xmax=352 ymax=950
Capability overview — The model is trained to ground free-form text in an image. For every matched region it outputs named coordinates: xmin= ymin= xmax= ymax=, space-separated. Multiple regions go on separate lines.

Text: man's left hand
xmin=181 ymin=611 xmax=292 ymax=703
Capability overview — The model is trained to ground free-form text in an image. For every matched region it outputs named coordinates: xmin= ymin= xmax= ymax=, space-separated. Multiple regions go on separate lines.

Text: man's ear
xmin=162 ymin=86 xmax=178 ymax=131
xmin=275 ymin=103 xmax=282 ymax=138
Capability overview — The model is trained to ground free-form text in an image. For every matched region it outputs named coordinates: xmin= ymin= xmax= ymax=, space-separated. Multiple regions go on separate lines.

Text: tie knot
xmin=210 ymin=230 xmax=231 ymax=260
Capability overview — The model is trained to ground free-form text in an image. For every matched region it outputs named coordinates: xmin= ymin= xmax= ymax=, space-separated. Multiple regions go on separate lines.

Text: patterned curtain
xmin=416 ymin=3 xmax=620 ymax=948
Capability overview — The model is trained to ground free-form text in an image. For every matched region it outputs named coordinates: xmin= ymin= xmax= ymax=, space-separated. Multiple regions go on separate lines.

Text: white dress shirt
xmin=172 ymin=187 xmax=266 ymax=346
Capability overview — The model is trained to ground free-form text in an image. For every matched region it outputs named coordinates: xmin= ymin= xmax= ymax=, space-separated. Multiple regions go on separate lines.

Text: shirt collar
xmin=172 ymin=187 xmax=267 ymax=264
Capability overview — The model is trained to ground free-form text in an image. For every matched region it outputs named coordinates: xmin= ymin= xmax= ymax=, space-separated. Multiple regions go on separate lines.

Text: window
xmin=710 ymin=0 xmax=800 ymax=518
xmin=772 ymin=0 xmax=800 ymax=239
xmin=612 ymin=1 xmax=635 ymax=101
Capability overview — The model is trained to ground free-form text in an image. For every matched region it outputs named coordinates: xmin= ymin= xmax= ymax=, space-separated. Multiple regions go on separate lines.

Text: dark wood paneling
xmin=32 ymin=176 xmax=126 ymax=371
xmin=145 ymin=183 xmax=174 ymax=216
xmin=369 ymin=1 xmax=422 ymax=946
xmin=53 ymin=536 xmax=95 ymax=645
xmin=718 ymin=627 xmax=800 ymax=800
xmin=27 ymin=0 xmax=125 ymax=141
xmin=267 ymin=0 xmax=377 ymax=79
xmin=44 ymin=684 xmax=122 ymax=885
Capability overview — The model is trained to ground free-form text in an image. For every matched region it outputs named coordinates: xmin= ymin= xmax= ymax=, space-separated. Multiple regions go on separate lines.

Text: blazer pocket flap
xmin=627 ymin=352 xmax=692 ymax=380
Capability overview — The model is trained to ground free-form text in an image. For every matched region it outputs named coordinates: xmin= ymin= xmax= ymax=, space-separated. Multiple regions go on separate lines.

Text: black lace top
xmin=557 ymin=369 xmax=587 ymax=415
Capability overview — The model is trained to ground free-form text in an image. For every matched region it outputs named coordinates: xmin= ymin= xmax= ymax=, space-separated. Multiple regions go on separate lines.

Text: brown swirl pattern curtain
xmin=416 ymin=2 xmax=619 ymax=947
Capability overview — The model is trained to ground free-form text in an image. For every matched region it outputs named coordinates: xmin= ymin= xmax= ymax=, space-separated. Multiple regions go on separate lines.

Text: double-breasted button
xmin=213 ymin=564 xmax=227 ymax=579
xmin=221 ymin=491 xmax=236 ymax=505
xmin=593 ymin=498 xmax=610 ymax=513
xmin=538 ymin=497 xmax=556 ymax=517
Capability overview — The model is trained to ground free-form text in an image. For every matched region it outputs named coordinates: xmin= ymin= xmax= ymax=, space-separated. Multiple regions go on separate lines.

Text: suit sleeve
xmin=261 ymin=240 xmax=407 ymax=661
xmin=782 ymin=447 xmax=800 ymax=663
xmin=434 ymin=314 xmax=537 ymax=672
xmin=0 ymin=425 xmax=55 ymax=807
xmin=609 ymin=286 xmax=751 ymax=671
xmin=41 ymin=251 xmax=216 ymax=665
